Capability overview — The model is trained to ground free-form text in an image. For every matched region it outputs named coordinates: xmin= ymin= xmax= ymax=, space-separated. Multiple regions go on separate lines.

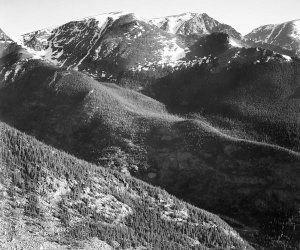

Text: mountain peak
xmin=150 ymin=12 xmax=242 ymax=39
xmin=78 ymin=11 xmax=129 ymax=21
xmin=245 ymin=19 xmax=300 ymax=55
xmin=154 ymin=12 xmax=209 ymax=19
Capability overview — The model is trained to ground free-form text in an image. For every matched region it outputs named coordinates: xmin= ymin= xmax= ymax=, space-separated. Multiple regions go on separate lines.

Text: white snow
xmin=151 ymin=13 xmax=195 ymax=34
xmin=15 ymin=28 xmax=52 ymax=55
xmin=48 ymin=71 xmax=58 ymax=86
xmin=4 ymin=70 xmax=12 ymax=81
xmin=249 ymin=20 xmax=300 ymax=53
xmin=74 ymin=33 xmax=100 ymax=70
xmin=158 ymin=37 xmax=186 ymax=63
xmin=0 ymin=40 xmax=12 ymax=44
xmin=19 ymin=42 xmax=47 ymax=59
xmin=14 ymin=64 xmax=23 ymax=77
xmin=265 ymin=24 xmax=277 ymax=43
xmin=81 ymin=12 xmax=127 ymax=29
xmin=232 ymin=51 xmax=240 ymax=59
xmin=130 ymin=55 xmax=211 ymax=73
xmin=282 ymin=54 xmax=292 ymax=61
xmin=290 ymin=20 xmax=300 ymax=41
xmin=45 ymin=48 xmax=64 ymax=64
xmin=265 ymin=56 xmax=271 ymax=62
xmin=273 ymin=22 xmax=287 ymax=41
xmin=93 ymin=44 xmax=102 ymax=60
xmin=229 ymin=38 xmax=243 ymax=48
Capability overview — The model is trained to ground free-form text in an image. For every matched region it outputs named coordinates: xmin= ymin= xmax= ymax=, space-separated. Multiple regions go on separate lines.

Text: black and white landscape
xmin=0 ymin=8 xmax=300 ymax=250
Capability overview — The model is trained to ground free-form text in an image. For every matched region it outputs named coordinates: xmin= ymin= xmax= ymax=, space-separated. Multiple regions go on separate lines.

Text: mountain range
xmin=1 ymin=11 xmax=300 ymax=250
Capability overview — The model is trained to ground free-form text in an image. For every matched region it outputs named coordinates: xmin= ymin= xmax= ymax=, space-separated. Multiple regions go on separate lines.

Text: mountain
xmin=17 ymin=12 xmax=187 ymax=81
xmin=245 ymin=19 xmax=300 ymax=56
xmin=16 ymin=12 xmax=245 ymax=83
xmin=150 ymin=12 xmax=242 ymax=40
xmin=1 ymin=42 xmax=300 ymax=249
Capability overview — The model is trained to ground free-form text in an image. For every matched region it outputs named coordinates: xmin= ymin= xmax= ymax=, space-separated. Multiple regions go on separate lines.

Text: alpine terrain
xmin=245 ymin=19 xmax=300 ymax=56
xmin=150 ymin=12 xmax=242 ymax=39
xmin=1 ymin=9 xmax=300 ymax=250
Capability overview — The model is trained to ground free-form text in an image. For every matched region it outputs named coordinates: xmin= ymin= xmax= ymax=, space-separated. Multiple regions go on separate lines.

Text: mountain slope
xmin=150 ymin=13 xmax=242 ymax=39
xmin=0 ymin=121 xmax=254 ymax=249
xmin=245 ymin=19 xmax=300 ymax=56
xmin=1 ymin=44 xmax=300 ymax=249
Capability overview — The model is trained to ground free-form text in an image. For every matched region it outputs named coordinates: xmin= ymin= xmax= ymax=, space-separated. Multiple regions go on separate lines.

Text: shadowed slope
xmin=123 ymin=33 xmax=300 ymax=154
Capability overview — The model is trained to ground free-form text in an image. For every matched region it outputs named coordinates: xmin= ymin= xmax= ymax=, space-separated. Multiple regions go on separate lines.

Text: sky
xmin=1 ymin=0 xmax=300 ymax=38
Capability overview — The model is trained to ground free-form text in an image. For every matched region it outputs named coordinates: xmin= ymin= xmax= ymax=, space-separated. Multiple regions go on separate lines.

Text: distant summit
xmin=245 ymin=19 xmax=300 ymax=56
xmin=150 ymin=12 xmax=242 ymax=39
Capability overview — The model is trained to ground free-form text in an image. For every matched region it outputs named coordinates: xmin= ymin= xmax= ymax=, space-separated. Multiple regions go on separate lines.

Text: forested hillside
xmin=0 ymin=121 xmax=254 ymax=249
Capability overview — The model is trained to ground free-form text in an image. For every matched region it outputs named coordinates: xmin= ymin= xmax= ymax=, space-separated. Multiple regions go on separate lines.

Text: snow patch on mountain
xmin=264 ymin=25 xmax=276 ymax=43
xmin=159 ymin=37 xmax=186 ymax=62
xmin=151 ymin=12 xmax=195 ymax=34
xmin=0 ymin=59 xmax=29 ymax=82
xmin=81 ymin=12 xmax=126 ymax=29
xmin=282 ymin=54 xmax=292 ymax=61
xmin=15 ymin=30 xmax=52 ymax=60
xmin=150 ymin=12 xmax=242 ymax=39
xmin=229 ymin=38 xmax=243 ymax=48
xmin=290 ymin=20 xmax=300 ymax=40
xmin=44 ymin=47 xmax=64 ymax=65
xmin=73 ymin=32 xmax=102 ymax=70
